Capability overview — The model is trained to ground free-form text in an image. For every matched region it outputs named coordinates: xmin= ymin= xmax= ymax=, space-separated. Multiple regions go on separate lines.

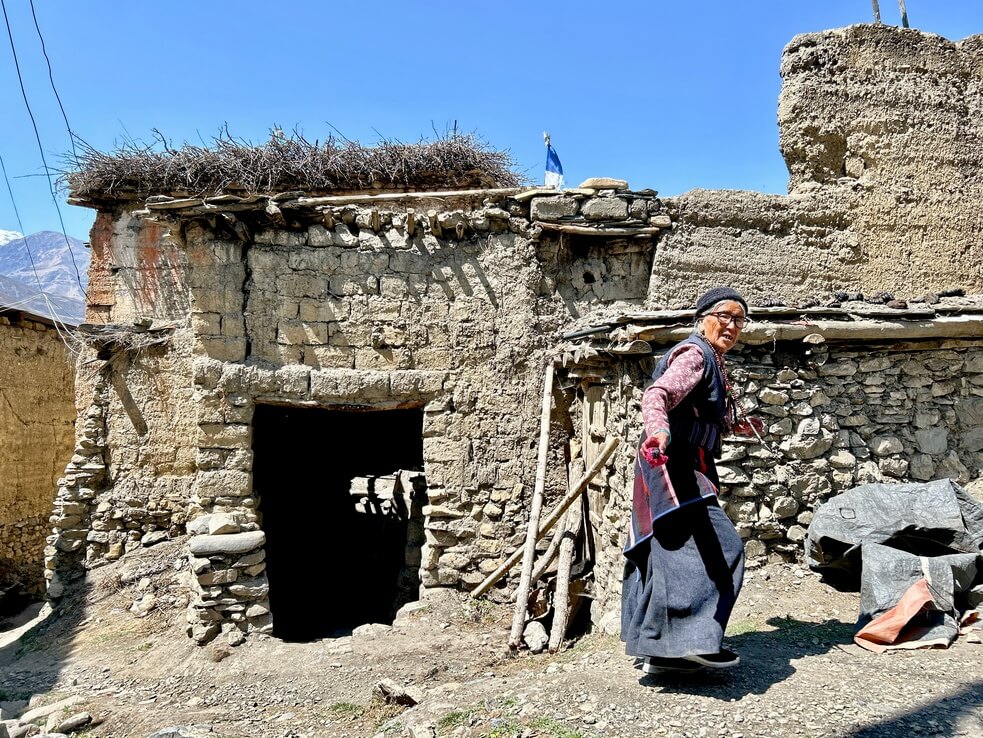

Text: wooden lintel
xmin=622 ymin=315 xmax=983 ymax=346
xmin=536 ymin=222 xmax=661 ymax=237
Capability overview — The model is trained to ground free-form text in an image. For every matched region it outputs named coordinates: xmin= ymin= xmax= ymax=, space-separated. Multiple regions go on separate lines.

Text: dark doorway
xmin=252 ymin=404 xmax=426 ymax=642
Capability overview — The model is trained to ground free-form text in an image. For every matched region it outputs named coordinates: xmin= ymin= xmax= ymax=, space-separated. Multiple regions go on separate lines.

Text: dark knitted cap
xmin=695 ymin=287 xmax=748 ymax=316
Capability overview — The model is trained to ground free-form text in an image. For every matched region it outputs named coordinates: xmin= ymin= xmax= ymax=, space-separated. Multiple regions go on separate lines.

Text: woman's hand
xmin=641 ymin=431 xmax=669 ymax=466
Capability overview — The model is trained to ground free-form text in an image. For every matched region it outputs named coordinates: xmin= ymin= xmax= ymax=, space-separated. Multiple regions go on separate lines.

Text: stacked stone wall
xmin=590 ymin=340 xmax=983 ymax=622
xmin=49 ymin=185 xmax=667 ymax=641
xmin=0 ymin=314 xmax=75 ymax=599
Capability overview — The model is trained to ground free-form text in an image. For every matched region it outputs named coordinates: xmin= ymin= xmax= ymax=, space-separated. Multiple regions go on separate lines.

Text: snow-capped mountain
xmin=0 ymin=271 xmax=85 ymax=324
xmin=0 ymin=230 xmax=89 ymax=303
xmin=0 ymin=229 xmax=23 ymax=246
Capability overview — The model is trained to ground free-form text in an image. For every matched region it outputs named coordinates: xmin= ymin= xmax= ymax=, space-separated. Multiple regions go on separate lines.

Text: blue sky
xmin=2 ymin=1 xmax=983 ymax=241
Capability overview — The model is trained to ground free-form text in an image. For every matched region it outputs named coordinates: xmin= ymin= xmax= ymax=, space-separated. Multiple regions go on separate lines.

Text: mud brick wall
xmin=0 ymin=314 xmax=75 ymax=598
xmin=589 ymin=340 xmax=983 ymax=626
xmin=654 ymin=25 xmax=983 ymax=306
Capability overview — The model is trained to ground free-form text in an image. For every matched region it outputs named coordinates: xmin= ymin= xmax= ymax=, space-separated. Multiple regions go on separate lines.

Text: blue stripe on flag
xmin=545 ymin=144 xmax=564 ymax=188
xmin=546 ymin=144 xmax=563 ymax=175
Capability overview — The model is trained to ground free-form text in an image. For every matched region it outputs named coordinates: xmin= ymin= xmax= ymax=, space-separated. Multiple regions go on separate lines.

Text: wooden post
xmin=898 ymin=0 xmax=909 ymax=28
xmin=871 ymin=0 xmax=882 ymax=23
xmin=548 ymin=458 xmax=585 ymax=653
xmin=510 ymin=525 xmax=563 ymax=602
xmin=508 ymin=364 xmax=555 ymax=648
xmin=469 ymin=436 xmax=620 ymax=598
xmin=529 ymin=528 xmax=563 ymax=585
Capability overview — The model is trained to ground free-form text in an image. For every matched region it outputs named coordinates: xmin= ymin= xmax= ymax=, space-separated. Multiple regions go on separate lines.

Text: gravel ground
xmin=0 ymin=541 xmax=980 ymax=738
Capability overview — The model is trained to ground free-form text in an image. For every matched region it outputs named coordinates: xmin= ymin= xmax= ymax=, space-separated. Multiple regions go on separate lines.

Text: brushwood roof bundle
xmin=65 ymin=131 xmax=522 ymax=202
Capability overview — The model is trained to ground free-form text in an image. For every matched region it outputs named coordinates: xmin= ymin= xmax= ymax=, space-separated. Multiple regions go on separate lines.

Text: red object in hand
xmin=642 ymin=446 xmax=668 ymax=467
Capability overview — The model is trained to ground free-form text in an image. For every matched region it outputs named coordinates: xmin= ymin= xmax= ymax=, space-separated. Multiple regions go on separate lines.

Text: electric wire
xmin=0 ymin=288 xmax=80 ymax=319
xmin=1 ymin=0 xmax=87 ymax=299
xmin=0 ymin=151 xmax=81 ymax=355
xmin=28 ymin=0 xmax=77 ymax=161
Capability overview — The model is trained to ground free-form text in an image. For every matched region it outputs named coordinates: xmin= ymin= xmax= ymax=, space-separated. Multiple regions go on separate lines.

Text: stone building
xmin=0 ymin=305 xmax=76 ymax=609
xmin=45 ymin=23 xmax=983 ymax=644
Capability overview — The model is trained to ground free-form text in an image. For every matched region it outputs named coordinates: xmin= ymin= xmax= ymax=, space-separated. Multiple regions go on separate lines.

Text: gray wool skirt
xmin=621 ymin=497 xmax=745 ymax=659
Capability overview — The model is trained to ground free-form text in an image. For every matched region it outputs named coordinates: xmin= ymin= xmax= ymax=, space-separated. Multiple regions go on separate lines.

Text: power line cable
xmin=1 ymin=0 xmax=87 ymax=299
xmin=0 ymin=288 xmax=81 ymax=318
xmin=28 ymin=0 xmax=77 ymax=161
xmin=0 ymin=150 xmax=81 ymax=355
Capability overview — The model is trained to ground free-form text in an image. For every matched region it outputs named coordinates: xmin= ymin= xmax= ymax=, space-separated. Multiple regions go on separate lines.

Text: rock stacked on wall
xmin=186 ymin=513 xmax=271 ymax=645
xmin=44 ymin=373 xmax=110 ymax=598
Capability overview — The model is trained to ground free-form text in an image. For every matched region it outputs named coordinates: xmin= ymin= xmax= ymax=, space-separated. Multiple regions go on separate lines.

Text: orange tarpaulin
xmin=854 ymin=579 xmax=950 ymax=653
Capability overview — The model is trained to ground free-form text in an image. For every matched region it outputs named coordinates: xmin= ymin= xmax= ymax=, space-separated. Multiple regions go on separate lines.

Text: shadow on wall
xmin=543 ymin=234 xmax=656 ymax=321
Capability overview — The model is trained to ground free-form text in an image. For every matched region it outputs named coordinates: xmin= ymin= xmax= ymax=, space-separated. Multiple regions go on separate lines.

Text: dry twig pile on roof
xmin=64 ymin=131 xmax=521 ymax=201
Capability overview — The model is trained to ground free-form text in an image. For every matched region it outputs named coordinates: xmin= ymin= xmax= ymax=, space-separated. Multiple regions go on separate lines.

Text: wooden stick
xmin=509 ymin=517 xmax=563 ymax=604
xmin=625 ymin=315 xmax=983 ymax=346
xmin=535 ymin=222 xmax=662 ymax=237
xmin=508 ymin=364 xmax=555 ymax=648
xmin=529 ymin=528 xmax=563 ymax=584
xmin=469 ymin=436 xmax=620 ymax=599
xmin=548 ymin=458 xmax=585 ymax=653
xmin=294 ymin=187 xmax=523 ymax=206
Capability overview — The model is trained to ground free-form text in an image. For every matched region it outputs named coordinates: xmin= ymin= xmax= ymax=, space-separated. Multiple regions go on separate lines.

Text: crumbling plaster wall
xmin=652 ymin=25 xmax=983 ymax=305
xmin=589 ymin=340 xmax=983 ymax=624
xmin=0 ymin=314 xmax=75 ymax=599
xmin=45 ymin=210 xmax=197 ymax=597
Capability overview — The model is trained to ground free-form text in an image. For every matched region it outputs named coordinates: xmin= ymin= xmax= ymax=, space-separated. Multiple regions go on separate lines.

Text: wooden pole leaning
xmin=508 ymin=363 xmax=556 ymax=648
xmin=469 ymin=436 xmax=621 ymax=599
xmin=508 ymin=525 xmax=564 ymax=603
xmin=548 ymin=458 xmax=586 ymax=653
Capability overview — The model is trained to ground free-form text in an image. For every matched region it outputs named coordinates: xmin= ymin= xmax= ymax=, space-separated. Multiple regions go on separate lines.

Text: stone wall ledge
xmin=122 ymin=187 xmax=667 ymax=245
xmin=188 ymin=531 xmax=265 ymax=556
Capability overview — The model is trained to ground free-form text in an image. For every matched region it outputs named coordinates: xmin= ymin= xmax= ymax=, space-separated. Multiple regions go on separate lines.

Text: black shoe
xmin=642 ymin=656 xmax=706 ymax=674
xmin=683 ymin=649 xmax=740 ymax=669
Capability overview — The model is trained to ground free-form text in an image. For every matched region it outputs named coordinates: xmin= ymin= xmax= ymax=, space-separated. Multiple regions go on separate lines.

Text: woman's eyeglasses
xmin=709 ymin=312 xmax=750 ymax=329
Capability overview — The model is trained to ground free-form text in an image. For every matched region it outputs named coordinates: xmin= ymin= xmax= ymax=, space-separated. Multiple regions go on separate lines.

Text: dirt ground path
xmin=1 ymin=542 xmax=981 ymax=738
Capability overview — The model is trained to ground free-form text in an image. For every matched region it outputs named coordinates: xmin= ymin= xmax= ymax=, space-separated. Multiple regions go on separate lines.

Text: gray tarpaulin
xmin=806 ymin=479 xmax=983 ymax=650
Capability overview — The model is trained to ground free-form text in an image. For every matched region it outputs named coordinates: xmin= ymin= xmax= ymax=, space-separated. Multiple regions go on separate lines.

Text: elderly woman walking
xmin=621 ymin=287 xmax=757 ymax=674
